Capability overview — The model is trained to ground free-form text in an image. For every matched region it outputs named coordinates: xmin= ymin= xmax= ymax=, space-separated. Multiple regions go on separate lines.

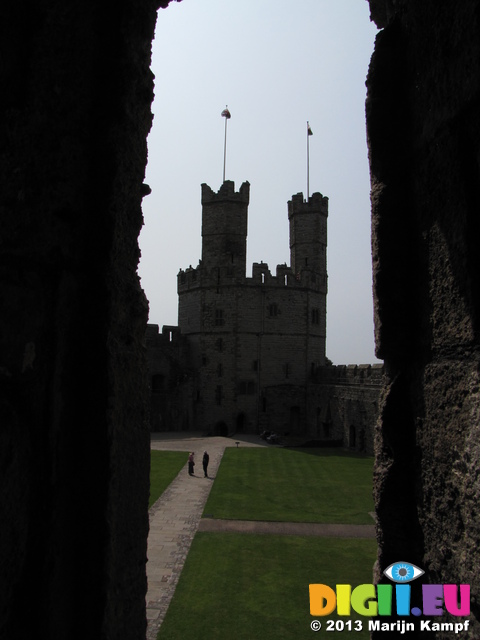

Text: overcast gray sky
xmin=139 ymin=0 xmax=381 ymax=365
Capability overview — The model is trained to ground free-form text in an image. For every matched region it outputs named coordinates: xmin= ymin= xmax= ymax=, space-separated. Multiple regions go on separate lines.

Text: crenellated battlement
xmin=250 ymin=262 xmax=293 ymax=285
xmin=177 ymin=263 xmax=201 ymax=291
xmin=288 ymin=191 xmax=328 ymax=218
xmin=146 ymin=323 xmax=182 ymax=346
xmin=314 ymin=363 xmax=385 ymax=387
xmin=177 ymin=259 xmax=328 ymax=294
xmin=201 ymin=180 xmax=250 ymax=205
xmin=248 ymin=262 xmax=326 ymax=291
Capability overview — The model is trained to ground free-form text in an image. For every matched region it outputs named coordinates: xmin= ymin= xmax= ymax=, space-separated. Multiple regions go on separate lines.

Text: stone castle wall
xmin=0 ymin=1 xmax=164 ymax=637
xmin=146 ymin=322 xmax=384 ymax=456
xmin=367 ymin=1 xmax=480 ymax=634
xmin=308 ymin=364 xmax=385 ymax=454
xmin=146 ymin=324 xmax=197 ymax=432
xmin=147 ymin=181 xmax=382 ymax=451
xmin=166 ymin=182 xmax=330 ymax=437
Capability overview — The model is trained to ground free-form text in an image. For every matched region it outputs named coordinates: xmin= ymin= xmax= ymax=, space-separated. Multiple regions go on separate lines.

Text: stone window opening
xmin=269 ymin=303 xmax=278 ymax=317
xmin=239 ymin=380 xmax=256 ymax=395
xmin=316 ymin=407 xmax=321 ymax=434
xmin=215 ymin=385 xmax=222 ymax=405
xmin=311 ymin=308 xmax=320 ymax=324
xmin=217 ymin=363 xmax=223 ymax=377
xmin=215 ymin=309 xmax=224 ymax=326
xmin=151 ymin=374 xmax=164 ymax=393
xmin=349 ymin=425 xmax=356 ymax=448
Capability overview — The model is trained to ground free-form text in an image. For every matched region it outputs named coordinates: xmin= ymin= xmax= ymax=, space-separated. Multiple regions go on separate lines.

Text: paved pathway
xmin=145 ymin=433 xmax=375 ymax=640
xmin=145 ymin=433 xmax=264 ymax=640
xmin=198 ymin=519 xmax=375 ymax=537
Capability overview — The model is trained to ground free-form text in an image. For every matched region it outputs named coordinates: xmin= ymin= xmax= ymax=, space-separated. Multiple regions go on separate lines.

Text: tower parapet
xmin=201 ymin=180 xmax=250 ymax=205
xmin=288 ymin=191 xmax=328 ymax=215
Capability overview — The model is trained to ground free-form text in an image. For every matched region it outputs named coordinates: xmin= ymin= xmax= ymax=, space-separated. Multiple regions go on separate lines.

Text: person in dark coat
xmin=202 ymin=451 xmax=210 ymax=478
xmin=188 ymin=452 xmax=195 ymax=475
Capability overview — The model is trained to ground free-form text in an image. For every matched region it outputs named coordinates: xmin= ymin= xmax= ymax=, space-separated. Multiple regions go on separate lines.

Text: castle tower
xmin=288 ymin=191 xmax=328 ymax=368
xmin=175 ymin=182 xmax=328 ymax=437
xmin=200 ymin=180 xmax=250 ymax=283
xmin=288 ymin=191 xmax=328 ymax=277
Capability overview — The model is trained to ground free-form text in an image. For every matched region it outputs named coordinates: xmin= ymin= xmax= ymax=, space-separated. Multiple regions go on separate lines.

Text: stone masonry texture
xmin=367 ymin=0 xmax=480 ymax=637
xmin=0 ymin=1 xmax=174 ymax=638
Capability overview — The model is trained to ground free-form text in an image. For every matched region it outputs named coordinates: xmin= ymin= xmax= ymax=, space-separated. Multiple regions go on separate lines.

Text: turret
xmin=200 ymin=181 xmax=250 ymax=279
xmin=288 ymin=191 xmax=328 ymax=277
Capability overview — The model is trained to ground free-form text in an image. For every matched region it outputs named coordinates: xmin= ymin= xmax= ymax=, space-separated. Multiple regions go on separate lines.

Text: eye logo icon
xmin=384 ymin=561 xmax=425 ymax=583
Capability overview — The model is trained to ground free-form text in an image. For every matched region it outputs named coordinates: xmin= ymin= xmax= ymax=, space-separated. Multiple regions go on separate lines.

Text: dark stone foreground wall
xmin=0 ymin=1 xmax=172 ymax=638
xmin=367 ymin=1 xmax=480 ymax=636
xmin=1 ymin=0 xmax=479 ymax=638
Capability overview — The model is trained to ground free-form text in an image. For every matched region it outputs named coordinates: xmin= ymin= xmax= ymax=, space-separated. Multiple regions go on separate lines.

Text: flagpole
xmin=223 ymin=113 xmax=228 ymax=183
xmin=307 ymin=121 xmax=310 ymax=202
xmin=306 ymin=121 xmax=313 ymax=202
xmin=221 ymin=106 xmax=231 ymax=183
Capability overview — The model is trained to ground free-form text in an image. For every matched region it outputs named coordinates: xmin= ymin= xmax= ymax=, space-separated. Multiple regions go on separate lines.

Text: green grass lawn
xmin=203 ymin=447 xmax=374 ymax=524
xmin=149 ymin=450 xmax=189 ymax=508
xmin=157 ymin=533 xmax=377 ymax=640
xmin=155 ymin=446 xmax=377 ymax=639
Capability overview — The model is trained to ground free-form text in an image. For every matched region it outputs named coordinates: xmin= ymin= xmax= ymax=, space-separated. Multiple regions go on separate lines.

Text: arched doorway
xmin=214 ymin=421 xmax=228 ymax=437
xmin=349 ymin=425 xmax=356 ymax=449
xmin=289 ymin=406 xmax=300 ymax=433
xmin=236 ymin=412 xmax=246 ymax=433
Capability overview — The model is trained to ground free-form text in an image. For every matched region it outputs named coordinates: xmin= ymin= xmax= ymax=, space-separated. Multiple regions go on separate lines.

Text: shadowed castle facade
xmin=3 ymin=4 xmax=478 ymax=635
xmin=147 ymin=180 xmax=382 ymax=452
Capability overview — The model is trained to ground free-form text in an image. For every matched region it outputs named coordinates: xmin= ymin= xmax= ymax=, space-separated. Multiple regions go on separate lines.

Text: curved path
xmin=146 ymin=433 xmax=261 ymax=639
xmin=146 ymin=433 xmax=375 ymax=640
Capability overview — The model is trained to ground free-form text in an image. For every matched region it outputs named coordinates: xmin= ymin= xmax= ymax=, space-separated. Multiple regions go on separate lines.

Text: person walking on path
xmin=202 ymin=451 xmax=210 ymax=478
xmin=188 ymin=452 xmax=195 ymax=475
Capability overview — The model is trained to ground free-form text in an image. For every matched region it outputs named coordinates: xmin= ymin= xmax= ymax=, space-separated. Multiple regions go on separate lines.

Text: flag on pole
xmin=222 ymin=106 xmax=231 ymax=183
xmin=306 ymin=121 xmax=312 ymax=201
